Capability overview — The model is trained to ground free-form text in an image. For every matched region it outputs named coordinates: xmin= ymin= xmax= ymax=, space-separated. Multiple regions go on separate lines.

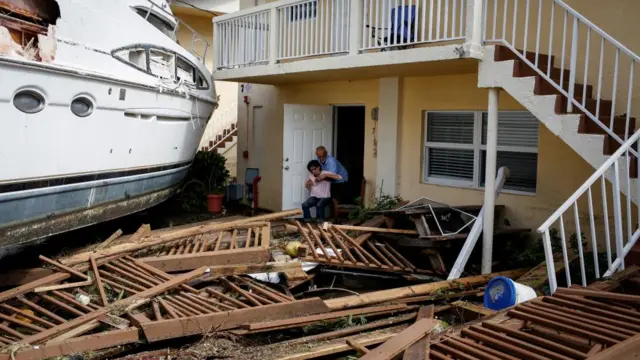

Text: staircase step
xmin=512 ymin=59 xmax=571 ymax=82
xmin=494 ymin=45 xmax=554 ymax=67
xmin=602 ymin=134 xmax=640 ymax=158
xmin=555 ymin=96 xmax=613 ymax=116
xmin=625 ymin=244 xmax=640 ymax=267
xmin=534 ymin=76 xmax=593 ymax=99
xmin=578 ymin=115 xmax=636 ymax=135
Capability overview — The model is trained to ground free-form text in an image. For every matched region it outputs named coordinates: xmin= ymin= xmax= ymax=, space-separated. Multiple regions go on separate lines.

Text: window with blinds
xmin=424 ymin=111 xmax=539 ymax=193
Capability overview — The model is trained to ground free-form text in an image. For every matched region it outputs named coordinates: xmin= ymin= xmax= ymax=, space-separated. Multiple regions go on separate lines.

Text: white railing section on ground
xmin=483 ymin=0 xmax=639 ymax=156
xmin=362 ymin=0 xmax=466 ymax=50
xmin=216 ymin=11 xmax=271 ymax=69
xmin=537 ymin=130 xmax=640 ymax=294
xmin=278 ymin=0 xmax=351 ymax=60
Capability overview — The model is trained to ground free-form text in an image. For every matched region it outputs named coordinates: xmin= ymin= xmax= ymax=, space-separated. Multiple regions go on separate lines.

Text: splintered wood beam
xmin=325 ymin=269 xmax=530 ymax=310
xmin=360 ymin=318 xmax=440 ymax=360
xmin=95 ymin=229 xmax=123 ymax=250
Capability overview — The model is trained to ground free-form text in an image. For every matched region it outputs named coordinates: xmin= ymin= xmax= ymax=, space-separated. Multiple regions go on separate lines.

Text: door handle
xmin=284 ymin=166 xmax=290 ymax=170
xmin=284 ymin=157 xmax=289 ymax=162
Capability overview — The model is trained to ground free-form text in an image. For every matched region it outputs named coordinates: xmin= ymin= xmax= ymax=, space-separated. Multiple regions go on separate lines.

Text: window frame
xmin=422 ymin=110 xmax=539 ymax=195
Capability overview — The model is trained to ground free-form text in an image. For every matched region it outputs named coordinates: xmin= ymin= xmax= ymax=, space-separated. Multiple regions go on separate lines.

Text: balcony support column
xmin=482 ymin=88 xmax=500 ymax=274
xmin=376 ymin=77 xmax=401 ymax=197
xmin=269 ymin=8 xmax=278 ymax=65
xmin=349 ymin=0 xmax=363 ymax=56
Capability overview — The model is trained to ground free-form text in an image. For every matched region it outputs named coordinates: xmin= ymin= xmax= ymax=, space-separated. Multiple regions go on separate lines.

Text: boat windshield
xmin=134 ymin=7 xmax=177 ymax=40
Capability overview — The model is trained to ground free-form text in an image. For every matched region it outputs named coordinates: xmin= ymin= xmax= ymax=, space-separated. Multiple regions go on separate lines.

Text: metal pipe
xmin=448 ymin=166 xmax=508 ymax=280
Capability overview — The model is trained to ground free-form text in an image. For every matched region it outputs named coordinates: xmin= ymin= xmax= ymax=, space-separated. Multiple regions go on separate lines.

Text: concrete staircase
xmin=201 ymin=123 xmax=237 ymax=154
xmin=479 ymin=45 xmax=638 ymax=190
xmin=479 ymin=44 xmax=640 ymax=272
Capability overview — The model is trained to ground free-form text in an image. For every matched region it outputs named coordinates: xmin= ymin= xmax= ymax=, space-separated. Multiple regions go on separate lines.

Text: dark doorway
xmin=334 ymin=106 xmax=366 ymax=205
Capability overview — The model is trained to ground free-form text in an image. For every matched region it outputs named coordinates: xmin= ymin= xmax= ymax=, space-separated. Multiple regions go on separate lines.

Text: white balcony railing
xmin=362 ymin=0 xmax=466 ymax=51
xmin=214 ymin=0 xmax=472 ymax=70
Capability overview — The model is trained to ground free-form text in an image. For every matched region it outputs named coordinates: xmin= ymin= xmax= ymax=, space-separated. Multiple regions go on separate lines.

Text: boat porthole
xmin=70 ymin=96 xmax=94 ymax=117
xmin=13 ymin=90 xmax=45 ymax=114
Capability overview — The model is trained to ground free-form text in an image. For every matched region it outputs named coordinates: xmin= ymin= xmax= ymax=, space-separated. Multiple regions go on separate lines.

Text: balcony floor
xmin=214 ymin=44 xmax=479 ymax=85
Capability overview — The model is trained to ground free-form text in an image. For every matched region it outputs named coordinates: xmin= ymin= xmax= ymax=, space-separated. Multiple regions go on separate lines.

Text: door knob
xmin=284 ymin=157 xmax=289 ymax=162
xmin=284 ymin=166 xmax=290 ymax=170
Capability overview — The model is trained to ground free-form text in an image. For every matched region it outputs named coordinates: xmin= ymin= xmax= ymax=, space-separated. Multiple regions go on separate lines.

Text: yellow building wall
xmin=398 ymin=73 xmax=607 ymax=231
xmin=248 ymin=73 xmax=627 ymax=238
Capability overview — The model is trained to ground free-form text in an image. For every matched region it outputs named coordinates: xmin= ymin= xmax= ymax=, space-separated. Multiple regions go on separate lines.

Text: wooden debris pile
xmin=0 ymin=205 xmax=564 ymax=360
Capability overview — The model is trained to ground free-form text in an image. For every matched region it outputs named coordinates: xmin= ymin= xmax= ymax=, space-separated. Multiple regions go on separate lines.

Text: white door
xmin=282 ymin=104 xmax=334 ymax=210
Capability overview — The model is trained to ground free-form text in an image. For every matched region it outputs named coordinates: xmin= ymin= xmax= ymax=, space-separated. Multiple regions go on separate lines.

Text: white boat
xmin=0 ymin=0 xmax=217 ymax=247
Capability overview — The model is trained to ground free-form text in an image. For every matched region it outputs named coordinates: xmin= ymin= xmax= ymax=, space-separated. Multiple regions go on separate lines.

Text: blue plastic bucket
xmin=483 ymin=276 xmax=537 ymax=310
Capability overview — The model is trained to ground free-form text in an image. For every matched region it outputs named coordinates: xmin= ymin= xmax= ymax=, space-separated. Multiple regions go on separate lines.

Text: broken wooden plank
xmin=141 ymin=298 xmax=330 ymax=342
xmin=33 ymin=279 xmax=93 ymax=293
xmin=39 ymin=255 xmax=89 ymax=280
xmin=283 ymin=312 xmax=418 ymax=346
xmin=245 ymin=304 xmax=408 ymax=332
xmin=196 ymin=261 xmax=304 ymax=279
xmin=346 ymin=339 xmax=370 ymax=355
xmin=90 ymin=256 xmax=109 ymax=306
xmin=556 ymin=287 xmax=640 ymax=303
xmin=360 ymin=317 xmax=440 ymax=360
xmin=140 ymin=247 xmax=271 ymax=272
xmin=95 ymin=229 xmax=123 ymax=250
xmin=333 ymin=225 xmax=419 ymax=235
xmin=0 ymin=328 xmax=139 ymax=360
xmin=278 ymin=328 xmax=403 ymax=360
xmin=0 ymin=268 xmax=56 ymax=287
xmin=324 ymin=269 xmax=529 ymax=310
xmin=0 ymin=273 xmax=70 ymax=303
xmin=586 ymin=333 xmax=640 ymax=360
xmin=403 ymin=305 xmax=434 ymax=360
xmin=61 ymin=210 xmax=300 ymax=266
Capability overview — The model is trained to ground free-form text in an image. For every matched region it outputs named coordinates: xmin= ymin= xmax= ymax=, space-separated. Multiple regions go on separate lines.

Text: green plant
xmin=348 ymin=192 xmax=403 ymax=222
xmin=178 ymin=151 xmax=230 ymax=212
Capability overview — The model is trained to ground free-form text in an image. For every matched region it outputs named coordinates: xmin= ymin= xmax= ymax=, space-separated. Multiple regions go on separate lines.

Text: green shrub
xmin=178 ymin=151 xmax=230 ymax=212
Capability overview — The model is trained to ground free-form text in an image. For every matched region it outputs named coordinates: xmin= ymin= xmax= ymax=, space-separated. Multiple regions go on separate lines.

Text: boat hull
xmin=0 ymin=59 xmax=215 ymax=248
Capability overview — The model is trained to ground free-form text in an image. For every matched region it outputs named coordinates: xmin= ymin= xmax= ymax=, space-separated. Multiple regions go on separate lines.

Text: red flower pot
xmin=206 ymin=194 xmax=224 ymax=214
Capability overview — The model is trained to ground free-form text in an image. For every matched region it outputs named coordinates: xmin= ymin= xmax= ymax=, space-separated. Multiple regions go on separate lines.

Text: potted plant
xmin=206 ymin=177 xmax=227 ymax=213
xmin=181 ymin=151 xmax=230 ymax=213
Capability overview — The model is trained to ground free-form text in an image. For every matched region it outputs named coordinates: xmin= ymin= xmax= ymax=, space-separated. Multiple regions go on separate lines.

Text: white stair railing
xmin=484 ymin=0 xmax=639 ymax=157
xmin=201 ymin=102 xmax=238 ymax=147
xmin=537 ymin=130 xmax=640 ymax=294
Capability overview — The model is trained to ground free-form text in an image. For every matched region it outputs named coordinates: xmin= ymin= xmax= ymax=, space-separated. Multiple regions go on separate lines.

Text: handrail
xmin=536 ymin=129 xmax=640 ymax=293
xmin=537 ymin=130 xmax=640 ymax=233
xmin=552 ymin=0 xmax=640 ymax=62
xmin=484 ymin=0 xmax=639 ymax=159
